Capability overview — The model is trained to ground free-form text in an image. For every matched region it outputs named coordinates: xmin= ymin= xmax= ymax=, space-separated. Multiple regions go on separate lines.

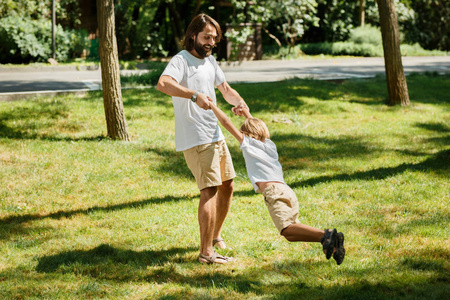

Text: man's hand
xmin=232 ymin=100 xmax=249 ymax=116
xmin=196 ymin=93 xmax=211 ymax=110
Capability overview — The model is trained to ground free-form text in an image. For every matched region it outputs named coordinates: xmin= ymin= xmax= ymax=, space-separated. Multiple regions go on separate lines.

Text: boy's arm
xmin=209 ymin=102 xmax=244 ymax=144
xmin=240 ymin=107 xmax=253 ymax=119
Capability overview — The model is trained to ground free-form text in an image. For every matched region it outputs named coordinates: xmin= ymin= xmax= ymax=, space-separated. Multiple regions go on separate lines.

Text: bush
xmin=299 ymin=42 xmax=383 ymax=57
xmin=349 ymin=25 xmax=382 ymax=46
xmin=0 ymin=16 xmax=89 ymax=64
xmin=403 ymin=0 xmax=450 ymax=51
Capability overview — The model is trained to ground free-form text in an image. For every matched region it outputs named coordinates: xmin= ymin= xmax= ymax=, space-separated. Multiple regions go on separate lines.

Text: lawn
xmin=0 ymin=73 xmax=449 ymax=299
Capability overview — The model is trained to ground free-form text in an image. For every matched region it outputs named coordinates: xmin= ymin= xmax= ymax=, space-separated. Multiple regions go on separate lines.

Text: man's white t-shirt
xmin=240 ymin=135 xmax=286 ymax=193
xmin=161 ymin=50 xmax=226 ymax=151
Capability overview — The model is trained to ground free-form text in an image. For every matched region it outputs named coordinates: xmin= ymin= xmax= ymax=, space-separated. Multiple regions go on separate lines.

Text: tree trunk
xmin=96 ymin=0 xmax=130 ymax=140
xmin=377 ymin=0 xmax=410 ymax=106
xmin=167 ymin=2 xmax=184 ymax=52
xmin=359 ymin=0 xmax=365 ymax=27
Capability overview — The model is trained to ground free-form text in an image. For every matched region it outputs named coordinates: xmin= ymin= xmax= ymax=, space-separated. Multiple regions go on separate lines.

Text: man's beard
xmin=194 ymin=37 xmax=212 ymax=58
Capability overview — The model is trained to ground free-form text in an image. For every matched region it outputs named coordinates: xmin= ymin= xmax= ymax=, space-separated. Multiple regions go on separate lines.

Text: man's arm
xmin=217 ymin=81 xmax=249 ymax=116
xmin=209 ymin=102 xmax=244 ymax=144
xmin=156 ymin=75 xmax=211 ymax=110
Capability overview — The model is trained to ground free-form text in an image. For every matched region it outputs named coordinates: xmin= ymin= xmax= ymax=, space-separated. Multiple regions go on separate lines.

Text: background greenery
xmin=1 ymin=73 xmax=449 ymax=298
xmin=0 ymin=0 xmax=448 ymax=63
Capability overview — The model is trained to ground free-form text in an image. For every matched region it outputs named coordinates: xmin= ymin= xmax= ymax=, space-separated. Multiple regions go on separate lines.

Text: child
xmin=209 ymin=102 xmax=345 ymax=265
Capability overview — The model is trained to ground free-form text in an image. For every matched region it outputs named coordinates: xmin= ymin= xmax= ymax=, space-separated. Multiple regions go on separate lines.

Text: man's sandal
xmin=199 ymin=252 xmax=234 ymax=264
xmin=213 ymin=238 xmax=231 ymax=250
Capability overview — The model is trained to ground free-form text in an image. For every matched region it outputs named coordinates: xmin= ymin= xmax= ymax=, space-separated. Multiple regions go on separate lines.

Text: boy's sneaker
xmin=321 ymin=228 xmax=337 ymax=260
xmin=333 ymin=232 xmax=345 ymax=265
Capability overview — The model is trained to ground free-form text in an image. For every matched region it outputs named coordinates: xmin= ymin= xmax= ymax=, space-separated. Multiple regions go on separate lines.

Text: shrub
xmin=349 ymin=25 xmax=382 ymax=46
xmin=299 ymin=42 xmax=383 ymax=57
xmin=0 ymin=16 xmax=89 ymax=63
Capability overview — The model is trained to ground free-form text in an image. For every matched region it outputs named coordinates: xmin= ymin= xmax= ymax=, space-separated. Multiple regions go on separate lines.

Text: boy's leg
xmin=281 ymin=223 xmax=324 ymax=242
xmin=282 ymin=225 xmax=342 ymax=259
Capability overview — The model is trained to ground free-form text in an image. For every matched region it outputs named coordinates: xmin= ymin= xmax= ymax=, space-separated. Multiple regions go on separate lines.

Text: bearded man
xmin=157 ymin=14 xmax=248 ymax=264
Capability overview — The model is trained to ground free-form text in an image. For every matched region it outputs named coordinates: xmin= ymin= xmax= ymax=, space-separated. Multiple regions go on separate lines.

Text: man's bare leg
xmin=213 ymin=179 xmax=234 ymax=248
xmin=198 ymin=186 xmax=217 ymax=257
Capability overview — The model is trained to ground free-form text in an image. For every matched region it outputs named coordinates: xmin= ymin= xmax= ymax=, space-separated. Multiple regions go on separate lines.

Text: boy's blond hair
xmin=240 ymin=118 xmax=270 ymax=142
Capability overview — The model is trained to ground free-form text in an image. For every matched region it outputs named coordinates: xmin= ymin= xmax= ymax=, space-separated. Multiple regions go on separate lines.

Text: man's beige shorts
xmin=263 ymin=183 xmax=300 ymax=233
xmin=183 ymin=140 xmax=236 ymax=190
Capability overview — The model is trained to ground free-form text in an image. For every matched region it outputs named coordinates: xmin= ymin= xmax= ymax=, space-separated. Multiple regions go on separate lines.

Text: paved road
xmin=0 ymin=56 xmax=448 ymax=100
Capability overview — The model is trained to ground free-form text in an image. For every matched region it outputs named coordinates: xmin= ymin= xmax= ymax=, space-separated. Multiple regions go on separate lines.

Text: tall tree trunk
xmin=377 ymin=0 xmax=410 ymax=106
xmin=359 ymin=0 xmax=365 ymax=27
xmin=167 ymin=2 xmax=184 ymax=52
xmin=96 ymin=0 xmax=130 ymax=140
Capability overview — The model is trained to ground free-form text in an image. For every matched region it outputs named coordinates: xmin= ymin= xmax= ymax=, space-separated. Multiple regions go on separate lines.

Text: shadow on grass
xmin=272 ymin=132 xmax=375 ymax=169
xmin=290 ymin=149 xmax=449 ymax=189
xmin=414 ymin=121 xmax=450 ymax=148
xmin=122 ymin=87 xmax=171 ymax=107
xmin=33 ymin=245 xmax=449 ymax=299
xmin=36 ymin=244 xmax=197 ymax=273
xmin=0 ymin=99 xmax=69 ymax=139
xmin=0 ymin=194 xmax=193 ymax=227
xmin=145 ymin=145 xmax=193 ymax=179
xmin=415 ymin=122 xmax=450 ymax=133
xmin=230 ymin=74 xmax=449 ymax=112
xmin=0 ymin=97 xmax=109 ymax=141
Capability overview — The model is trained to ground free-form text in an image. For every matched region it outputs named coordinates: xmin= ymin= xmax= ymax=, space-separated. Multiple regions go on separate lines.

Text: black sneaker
xmin=333 ymin=232 xmax=345 ymax=265
xmin=320 ymin=228 xmax=337 ymax=260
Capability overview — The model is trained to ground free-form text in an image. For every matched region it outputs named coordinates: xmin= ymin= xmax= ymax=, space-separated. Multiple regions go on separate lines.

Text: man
xmin=156 ymin=14 xmax=248 ymax=264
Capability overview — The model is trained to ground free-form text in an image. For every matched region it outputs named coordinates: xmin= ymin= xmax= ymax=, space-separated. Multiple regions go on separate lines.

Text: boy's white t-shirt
xmin=161 ymin=50 xmax=226 ymax=151
xmin=240 ymin=135 xmax=286 ymax=193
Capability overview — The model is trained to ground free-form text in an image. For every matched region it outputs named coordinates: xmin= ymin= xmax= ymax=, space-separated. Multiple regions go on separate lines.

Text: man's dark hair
xmin=182 ymin=14 xmax=222 ymax=51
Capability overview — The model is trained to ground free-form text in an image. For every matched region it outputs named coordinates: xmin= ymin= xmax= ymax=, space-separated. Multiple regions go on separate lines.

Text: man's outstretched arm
xmin=157 ymin=75 xmax=211 ymax=110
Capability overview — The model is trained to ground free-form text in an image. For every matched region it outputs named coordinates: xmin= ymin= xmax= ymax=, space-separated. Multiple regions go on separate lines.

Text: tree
xmin=377 ymin=0 xmax=410 ymax=106
xmin=359 ymin=0 xmax=365 ymax=27
xmin=229 ymin=0 xmax=319 ymax=50
xmin=96 ymin=0 xmax=130 ymax=140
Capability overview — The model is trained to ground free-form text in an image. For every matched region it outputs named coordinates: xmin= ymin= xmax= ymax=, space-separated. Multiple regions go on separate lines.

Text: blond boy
xmin=209 ymin=102 xmax=345 ymax=265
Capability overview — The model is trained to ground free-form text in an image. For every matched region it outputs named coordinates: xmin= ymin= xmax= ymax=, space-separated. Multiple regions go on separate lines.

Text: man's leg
xmin=213 ymin=179 xmax=234 ymax=247
xmin=198 ymin=187 xmax=219 ymax=254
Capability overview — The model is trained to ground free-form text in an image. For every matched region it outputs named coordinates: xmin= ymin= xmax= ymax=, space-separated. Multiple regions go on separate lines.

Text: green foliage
xmin=225 ymin=26 xmax=255 ymax=61
xmin=230 ymin=0 xmax=319 ymax=48
xmin=263 ymin=40 xmax=447 ymax=59
xmin=305 ymin=0 xmax=357 ymax=42
xmin=403 ymin=0 xmax=450 ymax=51
xmin=0 ymin=0 xmax=82 ymax=26
xmin=0 ymin=16 xmax=89 ymax=63
xmin=349 ymin=25 xmax=382 ymax=46
xmin=88 ymin=38 xmax=100 ymax=60
xmin=300 ymin=42 xmax=382 ymax=57
xmin=0 ymin=0 xmax=88 ymax=63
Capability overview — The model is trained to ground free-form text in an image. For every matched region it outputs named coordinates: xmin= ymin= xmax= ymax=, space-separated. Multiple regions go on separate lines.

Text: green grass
xmin=1 ymin=73 xmax=449 ymax=299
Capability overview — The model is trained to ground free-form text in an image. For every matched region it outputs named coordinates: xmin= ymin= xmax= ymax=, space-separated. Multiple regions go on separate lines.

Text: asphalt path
xmin=0 ymin=56 xmax=448 ymax=101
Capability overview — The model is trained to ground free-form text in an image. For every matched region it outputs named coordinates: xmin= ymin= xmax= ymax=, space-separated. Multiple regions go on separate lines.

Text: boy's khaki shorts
xmin=183 ymin=140 xmax=236 ymax=190
xmin=263 ymin=183 xmax=300 ymax=233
